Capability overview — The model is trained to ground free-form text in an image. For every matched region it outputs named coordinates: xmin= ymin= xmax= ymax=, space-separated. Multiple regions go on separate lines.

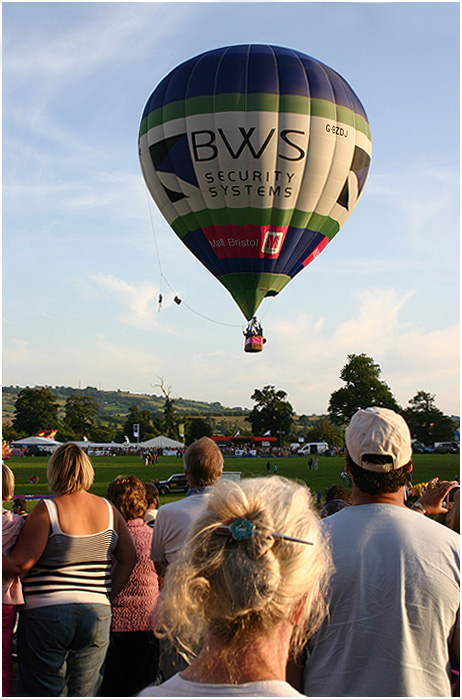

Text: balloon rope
xmin=146 ymin=193 xmax=163 ymax=292
xmin=146 ymin=195 xmax=242 ymax=328
xmin=179 ymin=300 xmax=243 ymax=327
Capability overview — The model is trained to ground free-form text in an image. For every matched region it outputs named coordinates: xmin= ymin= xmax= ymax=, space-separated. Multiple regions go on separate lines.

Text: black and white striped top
xmin=22 ymin=498 xmax=118 ymax=609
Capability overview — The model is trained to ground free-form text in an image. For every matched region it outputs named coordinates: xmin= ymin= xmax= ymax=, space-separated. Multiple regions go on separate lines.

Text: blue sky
xmin=2 ymin=2 xmax=460 ymax=417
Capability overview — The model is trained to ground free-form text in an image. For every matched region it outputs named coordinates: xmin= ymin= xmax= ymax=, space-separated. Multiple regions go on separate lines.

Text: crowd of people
xmin=2 ymin=407 xmax=460 ymax=697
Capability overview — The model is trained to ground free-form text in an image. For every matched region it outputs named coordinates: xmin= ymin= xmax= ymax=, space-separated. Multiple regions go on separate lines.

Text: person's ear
xmin=290 ymin=594 xmax=308 ymax=626
xmin=345 ymin=448 xmax=351 ymax=474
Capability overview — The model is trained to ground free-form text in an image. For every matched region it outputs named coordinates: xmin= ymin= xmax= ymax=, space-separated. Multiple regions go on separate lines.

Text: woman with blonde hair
xmin=2 ymin=443 xmax=137 ymax=697
xmin=139 ymin=475 xmax=332 ymax=697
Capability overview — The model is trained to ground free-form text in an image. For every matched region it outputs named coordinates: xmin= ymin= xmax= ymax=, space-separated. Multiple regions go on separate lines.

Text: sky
xmin=2 ymin=1 xmax=460 ymax=418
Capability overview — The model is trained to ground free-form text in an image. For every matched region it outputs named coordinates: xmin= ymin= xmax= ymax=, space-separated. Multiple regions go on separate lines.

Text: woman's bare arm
xmin=2 ymin=501 xmax=50 ymax=577
xmin=109 ymin=507 xmax=137 ymax=601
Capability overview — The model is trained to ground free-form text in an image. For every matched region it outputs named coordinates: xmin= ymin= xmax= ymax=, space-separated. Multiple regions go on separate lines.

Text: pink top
xmin=2 ymin=509 xmax=25 ymax=605
xmin=111 ymin=518 xmax=159 ymax=632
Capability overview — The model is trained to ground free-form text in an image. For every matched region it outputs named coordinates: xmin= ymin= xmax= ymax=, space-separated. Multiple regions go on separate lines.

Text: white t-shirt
xmin=138 ymin=673 xmax=305 ymax=696
xmin=304 ymin=503 xmax=460 ymax=697
xmin=150 ymin=490 xmax=211 ymax=565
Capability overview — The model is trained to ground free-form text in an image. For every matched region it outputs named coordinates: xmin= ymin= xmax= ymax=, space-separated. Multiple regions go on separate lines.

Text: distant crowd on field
xmin=2 ymin=407 xmax=460 ymax=697
xmin=10 ymin=446 xmax=180 ymax=459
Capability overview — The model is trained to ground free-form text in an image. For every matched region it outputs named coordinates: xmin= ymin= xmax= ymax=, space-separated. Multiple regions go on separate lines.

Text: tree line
xmin=245 ymin=354 xmax=457 ymax=448
xmin=3 ymin=354 xmax=458 ymax=447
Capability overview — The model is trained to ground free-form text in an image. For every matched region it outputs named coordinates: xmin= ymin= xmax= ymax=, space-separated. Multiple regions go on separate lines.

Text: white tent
xmin=11 ymin=436 xmax=62 ymax=447
xmin=139 ymin=435 xmax=184 ymax=449
xmin=69 ymin=441 xmax=125 ymax=449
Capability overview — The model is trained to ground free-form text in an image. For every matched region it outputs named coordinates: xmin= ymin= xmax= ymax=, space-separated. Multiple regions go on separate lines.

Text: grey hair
xmin=156 ymin=476 xmax=332 ymax=665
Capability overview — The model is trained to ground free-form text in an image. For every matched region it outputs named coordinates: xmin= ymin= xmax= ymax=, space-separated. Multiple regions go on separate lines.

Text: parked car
xmin=412 ymin=443 xmax=432 ymax=453
xmin=24 ymin=445 xmax=54 ymax=456
xmin=433 ymin=442 xmax=460 ymax=454
xmin=155 ymin=473 xmax=189 ymax=495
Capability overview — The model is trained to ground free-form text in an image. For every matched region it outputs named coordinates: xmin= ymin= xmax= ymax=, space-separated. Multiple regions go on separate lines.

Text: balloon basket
xmin=244 ymin=335 xmax=264 ymax=353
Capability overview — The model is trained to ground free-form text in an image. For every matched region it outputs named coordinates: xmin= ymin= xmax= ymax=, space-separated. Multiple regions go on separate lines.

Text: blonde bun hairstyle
xmin=157 ymin=476 xmax=331 ymax=665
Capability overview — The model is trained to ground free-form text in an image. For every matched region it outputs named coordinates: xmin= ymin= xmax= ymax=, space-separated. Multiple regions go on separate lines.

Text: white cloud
xmin=91 ymin=274 xmax=159 ymax=328
xmin=255 ymin=287 xmax=460 ymax=416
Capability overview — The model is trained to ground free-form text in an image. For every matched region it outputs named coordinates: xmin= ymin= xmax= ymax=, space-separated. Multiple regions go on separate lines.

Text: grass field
xmin=5 ymin=452 xmax=460 ymax=510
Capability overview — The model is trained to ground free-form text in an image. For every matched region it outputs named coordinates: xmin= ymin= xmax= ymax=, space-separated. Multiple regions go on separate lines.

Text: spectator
xmin=303 ymin=407 xmax=460 ymax=697
xmin=151 ymin=436 xmax=223 ymax=679
xmin=2 ymin=443 xmax=137 ymax=697
xmin=320 ymin=484 xmax=352 ymax=518
xmin=2 ymin=464 xmax=25 ymax=697
xmin=325 ymin=484 xmax=351 ymax=504
xmin=101 ymin=475 xmax=160 ymax=696
xmin=12 ymin=497 xmax=28 ymax=518
xmin=139 ymin=476 xmax=331 ymax=697
xmin=143 ymin=481 xmax=159 ymax=525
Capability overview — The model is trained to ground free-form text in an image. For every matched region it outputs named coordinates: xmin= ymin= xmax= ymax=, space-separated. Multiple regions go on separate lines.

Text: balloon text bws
xmin=139 ymin=44 xmax=372 ymax=349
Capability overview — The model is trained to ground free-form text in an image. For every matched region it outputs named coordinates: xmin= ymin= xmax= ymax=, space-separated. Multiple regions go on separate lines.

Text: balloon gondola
xmin=243 ymin=317 xmax=266 ymax=353
xmin=139 ymin=45 xmax=372 ymax=352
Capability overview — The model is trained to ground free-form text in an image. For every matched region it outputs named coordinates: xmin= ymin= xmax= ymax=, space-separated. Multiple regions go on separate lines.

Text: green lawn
xmin=5 ymin=452 xmax=460 ymax=511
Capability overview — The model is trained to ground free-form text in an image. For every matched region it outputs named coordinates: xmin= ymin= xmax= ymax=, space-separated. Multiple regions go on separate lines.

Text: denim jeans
xmin=17 ymin=603 xmax=112 ymax=697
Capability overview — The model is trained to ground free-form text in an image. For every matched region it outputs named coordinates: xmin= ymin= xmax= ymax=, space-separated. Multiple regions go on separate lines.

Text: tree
xmin=123 ymin=405 xmax=157 ymax=442
xmin=156 ymin=378 xmax=180 ymax=439
xmin=246 ymin=385 xmax=294 ymax=440
xmin=13 ymin=387 xmax=59 ymax=435
xmin=63 ymin=395 xmax=98 ymax=439
xmin=304 ymin=417 xmax=344 ymax=447
xmin=402 ymin=391 xmax=455 ymax=446
xmin=328 ymin=353 xmax=400 ymax=425
xmin=2 ymin=423 xmax=22 ymax=442
xmin=185 ymin=418 xmax=213 ymax=445
xmin=87 ymin=423 xmax=116 ymax=442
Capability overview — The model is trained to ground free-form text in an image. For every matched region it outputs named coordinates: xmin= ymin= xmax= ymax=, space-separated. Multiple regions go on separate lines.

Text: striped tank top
xmin=22 ymin=498 xmax=119 ymax=609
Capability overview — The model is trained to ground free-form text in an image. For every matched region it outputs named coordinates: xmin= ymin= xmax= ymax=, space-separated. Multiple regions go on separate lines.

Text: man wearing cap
xmin=303 ymin=407 xmax=459 ymax=697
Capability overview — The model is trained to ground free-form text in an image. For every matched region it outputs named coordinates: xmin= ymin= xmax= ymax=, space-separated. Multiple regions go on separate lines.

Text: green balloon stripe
xmin=171 ymin=208 xmax=340 ymax=241
xmin=139 ymin=95 xmax=371 ymax=141
xmin=219 ymin=272 xmax=292 ymax=320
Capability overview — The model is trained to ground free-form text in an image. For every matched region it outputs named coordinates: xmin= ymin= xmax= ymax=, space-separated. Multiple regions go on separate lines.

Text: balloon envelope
xmin=139 ymin=44 xmax=372 ymax=320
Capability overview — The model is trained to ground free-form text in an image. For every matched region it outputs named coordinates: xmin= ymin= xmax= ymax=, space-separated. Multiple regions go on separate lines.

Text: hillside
xmin=2 ymin=385 xmax=249 ymax=426
xmin=2 ymin=385 xmax=321 ymax=438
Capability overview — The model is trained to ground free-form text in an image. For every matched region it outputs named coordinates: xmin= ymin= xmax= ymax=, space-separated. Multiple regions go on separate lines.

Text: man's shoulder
xmin=157 ymin=491 xmax=208 ymax=518
xmin=324 ymin=503 xmax=460 ymax=547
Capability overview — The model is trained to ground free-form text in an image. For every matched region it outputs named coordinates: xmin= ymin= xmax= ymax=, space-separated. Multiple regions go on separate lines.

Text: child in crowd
xmin=2 ymin=464 xmax=25 ymax=696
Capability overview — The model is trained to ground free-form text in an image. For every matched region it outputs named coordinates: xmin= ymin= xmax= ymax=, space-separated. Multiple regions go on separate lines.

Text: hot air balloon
xmin=138 ymin=44 xmax=371 ymax=352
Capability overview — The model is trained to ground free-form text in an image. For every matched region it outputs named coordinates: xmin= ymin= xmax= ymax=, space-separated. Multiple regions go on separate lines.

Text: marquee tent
xmin=69 ymin=441 xmax=126 ymax=449
xmin=11 ymin=436 xmax=62 ymax=447
xmin=138 ymin=435 xmax=184 ymax=449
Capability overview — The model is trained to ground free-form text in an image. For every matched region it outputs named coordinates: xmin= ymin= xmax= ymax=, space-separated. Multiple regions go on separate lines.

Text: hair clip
xmin=214 ymin=517 xmax=314 ymax=546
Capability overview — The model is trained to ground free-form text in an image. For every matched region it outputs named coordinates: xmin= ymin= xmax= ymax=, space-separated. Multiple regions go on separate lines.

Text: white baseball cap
xmin=345 ymin=407 xmax=412 ymax=472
